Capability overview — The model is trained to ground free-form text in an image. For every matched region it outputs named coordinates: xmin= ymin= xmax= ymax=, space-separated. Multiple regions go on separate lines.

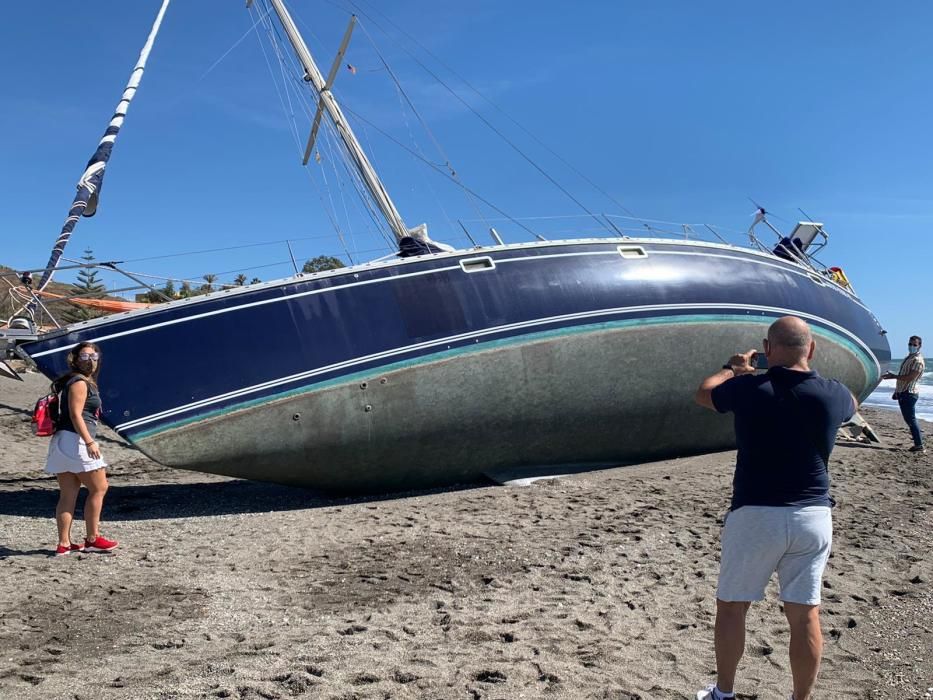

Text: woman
xmin=45 ymin=342 xmax=118 ymax=555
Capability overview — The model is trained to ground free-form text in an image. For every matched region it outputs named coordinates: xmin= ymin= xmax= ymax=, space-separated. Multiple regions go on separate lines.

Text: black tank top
xmin=57 ymin=376 xmax=102 ymax=439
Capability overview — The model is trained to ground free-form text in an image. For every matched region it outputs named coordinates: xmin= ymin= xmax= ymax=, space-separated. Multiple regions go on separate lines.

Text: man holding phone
xmin=693 ymin=316 xmax=856 ymax=700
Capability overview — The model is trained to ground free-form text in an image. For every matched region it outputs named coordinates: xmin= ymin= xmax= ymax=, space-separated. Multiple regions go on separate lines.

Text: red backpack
xmin=32 ymin=386 xmax=62 ymax=437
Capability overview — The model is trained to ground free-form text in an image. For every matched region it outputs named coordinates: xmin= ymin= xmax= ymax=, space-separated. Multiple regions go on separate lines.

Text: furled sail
xmin=33 ymin=0 xmax=171 ymax=296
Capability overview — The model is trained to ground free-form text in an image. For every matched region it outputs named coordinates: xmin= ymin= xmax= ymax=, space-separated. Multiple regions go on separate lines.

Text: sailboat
xmin=11 ymin=1 xmax=890 ymax=492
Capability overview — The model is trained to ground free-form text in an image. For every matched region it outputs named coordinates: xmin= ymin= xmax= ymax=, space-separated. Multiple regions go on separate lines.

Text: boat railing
xmin=463 ymin=212 xmax=825 ymax=263
xmin=461 ymin=212 xmax=855 ymax=295
xmin=458 ymin=213 xmax=748 ymax=247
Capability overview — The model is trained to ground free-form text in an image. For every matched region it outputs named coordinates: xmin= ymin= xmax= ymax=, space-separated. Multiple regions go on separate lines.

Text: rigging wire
xmin=326 ymin=121 xmax=394 ymax=257
xmin=352 ymin=0 xmax=649 ymax=230
xmin=258 ymin=0 xmax=397 ymax=250
xmin=355 ymin=17 xmax=490 ymax=240
xmin=252 ymin=1 xmax=367 ymax=261
xmin=352 ymin=120 xmax=408 ymax=246
xmin=58 ymin=249 xmax=385 ymax=291
xmin=175 ymin=4 xmax=749 ymax=274
xmin=257 ymin=1 xmax=543 ymax=245
xmin=258 ymin=5 xmax=543 ymax=242
xmin=198 ymin=5 xmax=273 ymax=81
xmin=258 ymin=5 xmax=305 ymax=150
xmin=317 ymin=128 xmax=362 ymax=263
xmin=345 ymin=0 xmax=618 ymax=236
xmin=316 ymin=102 xmax=394 ymax=247
xmin=278 ymin=28 xmax=374 ymax=261
xmin=389 ymin=81 xmax=464 ymax=244
xmin=322 ymin=116 xmax=393 ymax=248
xmin=383 ymin=61 xmax=462 ymax=243
xmin=340 ymin=104 xmax=542 ymax=240
xmin=120 ymin=234 xmax=348 ymax=264
xmin=20 ymin=4 xmax=775 ymax=303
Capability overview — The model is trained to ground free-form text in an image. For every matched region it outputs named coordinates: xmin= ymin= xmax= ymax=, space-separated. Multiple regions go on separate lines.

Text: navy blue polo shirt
xmin=711 ymin=366 xmax=855 ymax=510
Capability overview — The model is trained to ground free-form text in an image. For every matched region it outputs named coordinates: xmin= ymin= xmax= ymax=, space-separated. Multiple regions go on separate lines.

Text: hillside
xmin=0 ymin=264 xmax=131 ymax=325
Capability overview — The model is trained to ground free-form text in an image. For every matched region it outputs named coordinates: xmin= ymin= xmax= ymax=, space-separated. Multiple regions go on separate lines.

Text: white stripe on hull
xmin=115 ymin=304 xmax=879 ymax=433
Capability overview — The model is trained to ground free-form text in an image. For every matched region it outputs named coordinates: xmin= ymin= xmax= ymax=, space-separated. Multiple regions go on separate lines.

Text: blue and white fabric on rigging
xmin=33 ymin=0 xmax=172 ymax=296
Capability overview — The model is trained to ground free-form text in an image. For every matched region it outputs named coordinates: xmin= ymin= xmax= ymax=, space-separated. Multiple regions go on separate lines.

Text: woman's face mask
xmin=908 ymin=344 xmax=920 ymax=354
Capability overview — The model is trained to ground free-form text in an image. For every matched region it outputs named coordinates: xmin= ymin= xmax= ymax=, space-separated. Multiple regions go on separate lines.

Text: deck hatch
xmin=459 ymin=256 xmax=496 ymax=273
xmin=618 ymin=245 xmax=648 ymax=259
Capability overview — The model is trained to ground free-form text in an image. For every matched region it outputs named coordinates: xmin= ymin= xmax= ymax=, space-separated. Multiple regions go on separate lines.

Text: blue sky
xmin=1 ymin=1 xmax=930 ymax=351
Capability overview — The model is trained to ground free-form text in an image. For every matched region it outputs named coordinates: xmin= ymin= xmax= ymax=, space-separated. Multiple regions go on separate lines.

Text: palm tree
xmin=202 ymin=273 xmax=217 ymax=293
xmin=234 ymin=273 xmax=247 ymax=286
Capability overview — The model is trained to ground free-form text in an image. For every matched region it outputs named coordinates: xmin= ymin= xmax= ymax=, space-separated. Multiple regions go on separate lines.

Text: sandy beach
xmin=1 ymin=370 xmax=930 ymax=699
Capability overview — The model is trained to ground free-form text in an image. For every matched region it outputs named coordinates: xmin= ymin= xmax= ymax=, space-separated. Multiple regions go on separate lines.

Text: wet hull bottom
xmin=132 ymin=320 xmax=875 ymax=493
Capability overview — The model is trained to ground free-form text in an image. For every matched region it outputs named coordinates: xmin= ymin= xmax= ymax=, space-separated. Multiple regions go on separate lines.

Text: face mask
xmin=908 ymin=345 xmax=919 ymax=354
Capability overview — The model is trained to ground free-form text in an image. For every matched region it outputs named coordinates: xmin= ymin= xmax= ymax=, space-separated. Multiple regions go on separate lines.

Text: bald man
xmin=693 ymin=316 xmax=856 ymax=700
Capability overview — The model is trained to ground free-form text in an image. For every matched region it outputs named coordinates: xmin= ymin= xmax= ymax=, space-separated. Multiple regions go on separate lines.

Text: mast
xmin=265 ymin=0 xmax=410 ymax=243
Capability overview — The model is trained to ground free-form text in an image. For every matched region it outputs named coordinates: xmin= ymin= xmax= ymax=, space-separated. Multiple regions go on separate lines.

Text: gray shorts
xmin=717 ymin=505 xmax=832 ymax=606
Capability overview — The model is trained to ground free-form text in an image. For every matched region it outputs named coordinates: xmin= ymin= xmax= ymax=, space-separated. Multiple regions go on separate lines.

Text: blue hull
xmin=22 ymin=239 xmax=890 ymax=492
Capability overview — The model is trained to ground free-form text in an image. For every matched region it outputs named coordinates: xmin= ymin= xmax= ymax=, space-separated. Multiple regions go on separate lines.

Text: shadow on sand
xmin=0 ymin=401 xmax=33 ymax=419
xmin=0 ymin=478 xmax=487 ymax=558
xmin=0 ymin=476 xmax=487 ymax=522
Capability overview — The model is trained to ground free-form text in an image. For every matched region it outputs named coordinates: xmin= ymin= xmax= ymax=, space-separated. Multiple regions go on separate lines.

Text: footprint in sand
xmin=752 ymin=643 xmax=774 ymax=657
xmin=18 ymin=673 xmax=44 ymax=686
xmin=352 ymin=671 xmax=381 ymax=685
xmin=271 ymin=672 xmax=317 ymax=694
xmin=393 ymin=669 xmax=418 ymax=684
xmin=474 ymin=669 xmax=507 ymax=683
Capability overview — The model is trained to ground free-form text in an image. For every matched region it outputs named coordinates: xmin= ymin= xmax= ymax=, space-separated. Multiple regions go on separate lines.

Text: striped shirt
xmin=896 ymin=353 xmax=925 ymax=395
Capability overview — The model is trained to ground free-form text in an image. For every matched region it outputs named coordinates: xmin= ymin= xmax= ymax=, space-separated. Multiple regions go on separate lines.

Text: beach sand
xmin=1 ymin=370 xmax=931 ymax=699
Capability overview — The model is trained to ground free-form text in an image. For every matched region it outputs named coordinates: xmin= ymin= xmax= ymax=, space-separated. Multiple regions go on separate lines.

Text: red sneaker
xmin=84 ymin=535 xmax=118 ymax=552
xmin=54 ymin=543 xmax=84 ymax=556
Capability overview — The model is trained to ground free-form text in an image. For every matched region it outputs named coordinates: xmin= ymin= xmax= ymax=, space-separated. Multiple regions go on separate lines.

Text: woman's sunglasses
xmin=77 ymin=352 xmax=99 ymax=361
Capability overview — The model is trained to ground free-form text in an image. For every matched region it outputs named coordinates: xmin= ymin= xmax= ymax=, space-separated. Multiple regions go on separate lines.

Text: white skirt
xmin=45 ymin=430 xmax=107 ymax=474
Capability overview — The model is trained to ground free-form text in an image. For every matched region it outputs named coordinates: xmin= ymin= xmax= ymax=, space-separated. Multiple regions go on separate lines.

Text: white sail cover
xmin=408 ymin=224 xmax=454 ymax=252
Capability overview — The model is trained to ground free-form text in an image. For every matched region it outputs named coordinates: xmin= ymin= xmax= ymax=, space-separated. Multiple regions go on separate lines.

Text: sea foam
xmin=864 ymin=378 xmax=933 ymax=422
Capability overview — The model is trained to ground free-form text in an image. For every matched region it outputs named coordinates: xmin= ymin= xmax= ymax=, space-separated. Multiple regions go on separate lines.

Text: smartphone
xmin=754 ymin=352 xmax=768 ymax=370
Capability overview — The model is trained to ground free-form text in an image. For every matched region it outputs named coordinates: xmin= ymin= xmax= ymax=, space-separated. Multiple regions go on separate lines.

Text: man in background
xmin=693 ymin=316 xmax=856 ymax=700
xmin=884 ymin=335 xmax=925 ymax=453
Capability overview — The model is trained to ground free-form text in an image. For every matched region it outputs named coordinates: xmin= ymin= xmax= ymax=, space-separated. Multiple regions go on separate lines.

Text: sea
xmin=862 ymin=358 xmax=933 ymax=422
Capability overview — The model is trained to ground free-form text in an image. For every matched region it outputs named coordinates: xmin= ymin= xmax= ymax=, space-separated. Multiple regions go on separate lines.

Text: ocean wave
xmin=865 ymin=378 xmax=933 ymax=422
